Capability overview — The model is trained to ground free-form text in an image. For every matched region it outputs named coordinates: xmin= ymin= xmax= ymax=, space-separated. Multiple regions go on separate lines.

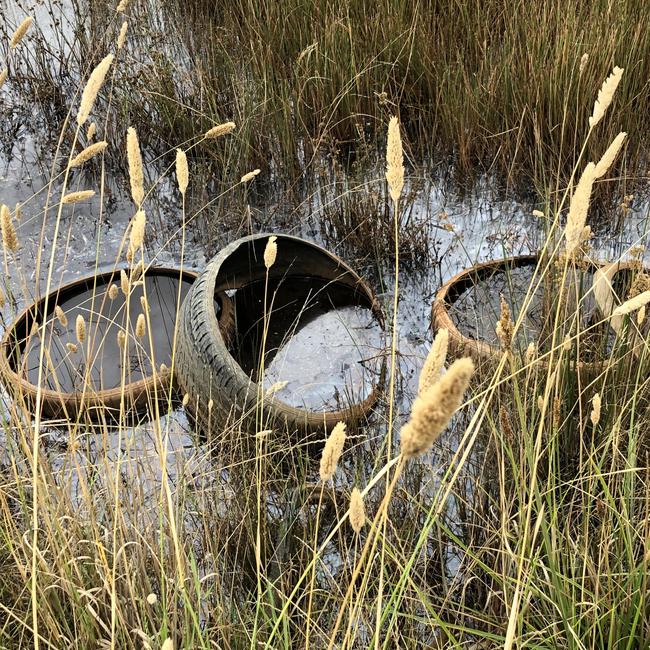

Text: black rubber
xmin=175 ymin=234 xmax=384 ymax=441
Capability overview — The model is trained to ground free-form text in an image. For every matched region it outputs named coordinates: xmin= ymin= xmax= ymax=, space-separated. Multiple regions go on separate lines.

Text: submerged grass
xmin=0 ymin=3 xmax=649 ymax=649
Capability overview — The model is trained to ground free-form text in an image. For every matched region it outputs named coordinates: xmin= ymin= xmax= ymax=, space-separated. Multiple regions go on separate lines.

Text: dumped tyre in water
xmin=0 ymin=266 xmax=234 ymax=420
xmin=175 ymin=234 xmax=385 ymax=441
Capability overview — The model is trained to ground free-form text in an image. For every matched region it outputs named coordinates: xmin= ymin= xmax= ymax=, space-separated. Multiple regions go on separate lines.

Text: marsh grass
xmin=0 ymin=4 xmax=649 ymax=650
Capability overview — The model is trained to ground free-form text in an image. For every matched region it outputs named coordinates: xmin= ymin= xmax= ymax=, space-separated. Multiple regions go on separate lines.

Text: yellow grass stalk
xmin=127 ymin=127 xmax=145 ymax=207
xmin=594 ymin=132 xmax=627 ymax=179
xmin=349 ymin=488 xmax=366 ymax=533
xmin=564 ymin=162 xmax=596 ymax=256
xmin=86 ymin=123 xmax=97 ymax=140
xmin=176 ymin=149 xmax=189 ymax=196
xmin=612 ymin=290 xmax=650 ymax=317
xmin=204 ymin=122 xmax=236 ymax=138
xmin=590 ymin=393 xmax=601 ymax=427
xmin=1 ymin=204 xmax=18 ymax=252
xmin=75 ymin=314 xmax=86 ymax=343
xmin=319 ymin=421 xmax=347 ymax=481
xmin=69 ymin=141 xmax=108 ymax=168
xmin=54 ymin=306 xmax=68 ymax=327
xmin=135 ymin=313 xmax=146 ymax=338
xmin=62 ymin=190 xmax=95 ymax=204
xmin=385 ymin=116 xmax=404 ymax=203
xmin=10 ymin=17 xmax=33 ymax=49
xmin=117 ymin=21 xmax=128 ymax=50
xmin=589 ymin=66 xmax=624 ymax=128
xmin=241 ymin=169 xmax=261 ymax=183
xmin=400 ymin=357 xmax=474 ymax=458
xmin=264 ymin=235 xmax=277 ymax=269
xmin=77 ymin=54 xmax=114 ymax=127
xmin=418 ymin=328 xmax=448 ymax=396
xmin=120 ymin=269 xmax=129 ymax=295
xmin=0 ymin=69 xmax=8 ymax=88
xmin=108 ymin=284 xmax=119 ymax=300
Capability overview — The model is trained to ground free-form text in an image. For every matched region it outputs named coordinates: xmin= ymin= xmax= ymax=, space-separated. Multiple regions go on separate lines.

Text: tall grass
xmin=0 ymin=4 xmax=649 ymax=650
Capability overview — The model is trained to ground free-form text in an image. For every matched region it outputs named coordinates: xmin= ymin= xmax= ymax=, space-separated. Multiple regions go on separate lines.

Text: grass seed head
xmin=594 ymin=132 xmax=627 ymax=179
xmin=126 ymin=127 xmax=145 ymax=207
xmin=66 ymin=342 xmax=78 ymax=354
xmin=0 ymin=69 xmax=8 ymax=88
xmin=495 ymin=294 xmax=514 ymax=350
xmin=117 ymin=21 xmax=128 ymax=49
xmin=590 ymin=392 xmax=602 ymax=427
xmin=385 ymin=116 xmax=404 ymax=203
xmin=319 ymin=421 xmax=347 ymax=482
xmin=401 ymin=357 xmax=474 ymax=458
xmin=349 ymin=488 xmax=366 ymax=533
xmin=140 ymin=295 xmax=149 ymax=312
xmin=638 ymin=305 xmax=646 ymax=326
xmin=129 ymin=209 xmax=146 ymax=255
xmin=1 ymin=204 xmax=19 ymax=252
xmin=117 ymin=330 xmax=126 ymax=348
xmin=77 ymin=54 xmax=114 ymax=126
xmin=76 ymin=314 xmax=86 ymax=343
xmin=161 ymin=639 xmax=173 ymax=650
xmin=120 ymin=269 xmax=129 ymax=295
xmin=62 ymin=190 xmax=95 ymax=204
xmin=241 ymin=169 xmax=261 ymax=183
xmin=589 ymin=66 xmax=624 ymax=128
xmin=10 ymin=17 xmax=33 ymax=49
xmin=612 ymin=290 xmax=650 ymax=317
xmin=418 ymin=328 xmax=448 ymax=396
xmin=182 ymin=393 xmax=190 ymax=406
xmin=108 ymin=283 xmax=119 ymax=300
xmin=86 ymin=123 xmax=96 ymax=140
xmin=116 ymin=0 xmax=129 ymax=11
xmin=264 ymin=235 xmax=277 ymax=269
xmin=579 ymin=52 xmax=589 ymax=74
xmin=69 ymin=141 xmax=108 ymax=168
xmin=204 ymin=122 xmax=236 ymax=138
xmin=564 ymin=162 xmax=596 ymax=257
xmin=176 ymin=149 xmax=189 ymax=196
xmin=135 ymin=313 xmax=146 ymax=338
xmin=55 ymin=306 xmax=68 ymax=327
xmin=0 ymin=288 xmax=5 ymax=309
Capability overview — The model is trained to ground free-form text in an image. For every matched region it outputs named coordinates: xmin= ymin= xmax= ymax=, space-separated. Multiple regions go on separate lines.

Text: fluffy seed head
xmin=204 ymin=122 xmax=235 ymax=139
xmin=108 ymin=283 xmax=119 ymax=300
xmin=564 ymin=162 xmax=596 ymax=256
xmin=135 ymin=313 xmax=146 ymax=338
xmin=532 ymin=209 xmax=544 ymax=218
xmin=264 ymin=235 xmax=277 ymax=269
xmin=161 ymin=639 xmax=173 ymax=650
xmin=182 ymin=393 xmax=190 ymax=406
xmin=208 ymin=398 xmax=214 ymax=411
xmin=66 ymin=342 xmax=78 ymax=353
xmin=77 ymin=54 xmax=114 ymax=126
xmin=495 ymin=294 xmax=514 ymax=350
xmin=117 ymin=330 xmax=126 ymax=348
xmin=129 ymin=209 xmax=146 ymax=255
xmin=418 ymin=328 xmax=448 ymax=396
xmin=62 ymin=190 xmax=95 ymax=205
xmin=241 ymin=169 xmax=261 ymax=183
xmin=10 ymin=17 xmax=33 ymax=49
xmin=75 ymin=314 xmax=86 ymax=343
xmin=116 ymin=0 xmax=129 ymax=11
xmin=69 ymin=141 xmax=108 ymax=168
xmin=319 ymin=422 xmax=347 ymax=481
xmin=349 ymin=488 xmax=366 ymax=533
xmin=126 ymin=127 xmax=145 ymax=207
xmin=140 ymin=295 xmax=149 ymax=312
xmin=14 ymin=203 xmax=22 ymax=221
xmin=1 ymin=204 xmax=19 ymax=252
xmin=638 ymin=305 xmax=646 ymax=326
xmin=612 ymin=290 xmax=650 ymax=317
xmin=86 ymin=123 xmax=97 ymax=140
xmin=590 ymin=392 xmax=602 ymax=427
xmin=117 ymin=21 xmax=128 ymax=49
xmin=120 ymin=269 xmax=129 ymax=295
xmin=0 ymin=69 xmax=8 ymax=88
xmin=0 ymin=288 xmax=5 ymax=309
xmin=385 ymin=116 xmax=404 ymax=203
xmin=55 ymin=306 xmax=68 ymax=327
xmin=525 ymin=341 xmax=536 ymax=364
xmin=401 ymin=357 xmax=474 ymax=458
xmin=579 ymin=52 xmax=589 ymax=74
xmin=594 ymin=132 xmax=627 ymax=179
xmin=176 ymin=149 xmax=189 ymax=195
xmin=589 ymin=66 xmax=624 ymax=128
xmin=146 ymin=593 xmax=157 ymax=605
xmin=266 ymin=380 xmax=289 ymax=396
